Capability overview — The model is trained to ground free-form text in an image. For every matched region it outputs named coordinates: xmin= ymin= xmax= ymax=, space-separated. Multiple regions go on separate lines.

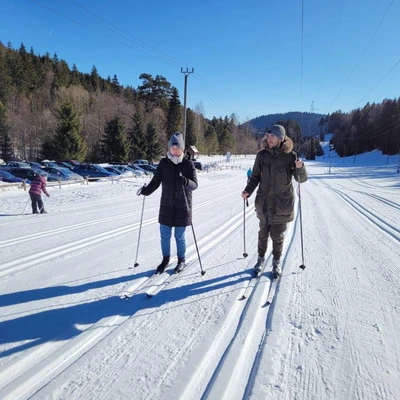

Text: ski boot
xmin=272 ymin=259 xmax=282 ymax=279
xmin=156 ymin=256 xmax=170 ymax=274
xmin=254 ymin=255 xmax=265 ymax=275
xmin=174 ymin=257 xmax=185 ymax=273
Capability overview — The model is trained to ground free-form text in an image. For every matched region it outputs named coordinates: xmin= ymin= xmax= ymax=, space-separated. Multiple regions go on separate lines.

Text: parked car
xmin=66 ymin=160 xmax=80 ymax=166
xmin=139 ymin=164 xmax=157 ymax=173
xmin=40 ymin=161 xmax=59 ymax=168
xmin=104 ymin=166 xmax=123 ymax=175
xmin=133 ymin=159 xmax=149 ymax=166
xmin=55 ymin=161 xmax=75 ymax=170
xmin=26 ymin=161 xmax=44 ymax=169
xmin=42 ymin=167 xmax=84 ymax=182
xmin=127 ymin=165 xmax=148 ymax=176
xmin=2 ymin=161 xmax=31 ymax=168
xmin=194 ymin=161 xmax=203 ymax=171
xmin=72 ymin=164 xmax=118 ymax=179
xmin=107 ymin=165 xmax=142 ymax=177
xmin=7 ymin=167 xmax=46 ymax=181
xmin=0 ymin=170 xmax=30 ymax=184
xmin=57 ymin=160 xmax=80 ymax=169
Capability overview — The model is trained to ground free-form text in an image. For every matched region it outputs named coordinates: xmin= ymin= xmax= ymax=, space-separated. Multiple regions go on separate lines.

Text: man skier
xmin=241 ymin=124 xmax=308 ymax=278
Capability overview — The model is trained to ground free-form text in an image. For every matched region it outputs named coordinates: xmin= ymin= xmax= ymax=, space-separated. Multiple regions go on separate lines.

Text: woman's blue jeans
xmin=160 ymin=224 xmax=186 ymax=259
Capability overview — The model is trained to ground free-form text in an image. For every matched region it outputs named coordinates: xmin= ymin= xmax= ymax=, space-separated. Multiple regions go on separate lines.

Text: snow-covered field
xmin=1 ymin=149 xmax=399 ymax=400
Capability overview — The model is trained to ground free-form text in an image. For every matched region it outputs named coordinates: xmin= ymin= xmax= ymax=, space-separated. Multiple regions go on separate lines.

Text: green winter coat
xmin=244 ymin=136 xmax=308 ymax=224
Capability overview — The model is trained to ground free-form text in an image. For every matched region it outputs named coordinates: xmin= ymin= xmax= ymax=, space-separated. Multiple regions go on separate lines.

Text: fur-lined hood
xmin=261 ymin=135 xmax=294 ymax=153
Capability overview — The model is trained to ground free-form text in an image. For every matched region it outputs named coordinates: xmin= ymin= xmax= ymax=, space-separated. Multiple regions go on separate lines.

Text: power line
xmin=31 ymin=0 xmax=252 ymax=125
xmin=324 ymin=0 xmax=395 ymax=113
xmin=316 ymin=0 xmax=346 ymax=98
xmin=322 ymin=55 xmax=400 ymax=131
xmin=352 ymin=58 xmax=400 ymax=109
xmin=31 ymin=0 xmax=180 ymax=66
xmin=63 ymin=0 xmax=184 ymax=67
xmin=189 ymin=75 xmax=261 ymax=134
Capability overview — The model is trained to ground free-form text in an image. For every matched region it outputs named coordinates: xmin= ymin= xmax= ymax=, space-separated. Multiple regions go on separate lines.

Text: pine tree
xmin=87 ymin=141 xmax=102 ymax=163
xmin=128 ymin=108 xmax=147 ymax=160
xmin=309 ymin=136 xmax=316 ymax=160
xmin=0 ymin=49 xmax=11 ymax=103
xmin=90 ymin=65 xmax=100 ymax=92
xmin=218 ymin=127 xmax=236 ymax=154
xmin=166 ymin=87 xmax=182 ymax=136
xmin=70 ymin=63 xmax=81 ymax=86
xmin=318 ymin=117 xmax=326 ymax=141
xmin=101 ymin=76 xmax=112 ymax=93
xmin=138 ymin=73 xmax=172 ymax=110
xmin=101 ymin=117 xmax=129 ymax=162
xmin=43 ymin=101 xmax=87 ymax=161
xmin=111 ymin=74 xmax=120 ymax=95
xmin=146 ymin=122 xmax=162 ymax=161
xmin=204 ymin=125 xmax=219 ymax=155
xmin=0 ymin=102 xmax=12 ymax=161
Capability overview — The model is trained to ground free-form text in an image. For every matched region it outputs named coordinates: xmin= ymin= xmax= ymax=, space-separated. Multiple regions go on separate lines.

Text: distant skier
xmin=241 ymin=125 xmax=308 ymax=277
xmin=29 ymin=171 xmax=50 ymax=214
xmin=247 ymin=167 xmax=252 ymax=183
xmin=138 ymin=132 xmax=198 ymax=274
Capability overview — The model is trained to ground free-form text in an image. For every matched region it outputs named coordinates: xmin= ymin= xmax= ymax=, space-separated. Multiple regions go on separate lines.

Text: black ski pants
xmin=257 ymin=220 xmax=287 ymax=260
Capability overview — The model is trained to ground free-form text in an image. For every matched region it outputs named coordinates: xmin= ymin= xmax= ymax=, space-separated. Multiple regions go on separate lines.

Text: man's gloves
xmin=46 ymin=193 xmax=50 ymax=198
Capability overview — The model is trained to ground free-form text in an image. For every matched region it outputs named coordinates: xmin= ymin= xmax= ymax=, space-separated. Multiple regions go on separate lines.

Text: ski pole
xmin=181 ymin=176 xmax=205 ymax=276
xmin=134 ymin=184 xmax=146 ymax=267
xmin=38 ymin=197 xmax=45 ymax=214
xmin=21 ymin=198 xmax=30 ymax=215
xmin=243 ymin=198 xmax=248 ymax=258
xmin=296 ymin=157 xmax=306 ymax=270
xmin=298 ymin=180 xmax=305 ymax=270
xmin=190 ymin=221 xmax=205 ymax=275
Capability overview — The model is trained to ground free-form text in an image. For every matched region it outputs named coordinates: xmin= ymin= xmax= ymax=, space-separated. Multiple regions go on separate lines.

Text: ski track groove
xmin=199 ymin=266 xmax=272 ymax=400
xmin=290 ymin=177 xmax=399 ymax=400
xmin=0 ymin=191 xmax=239 ymax=280
xmin=0 ymin=196 xmax=255 ymax=400
xmin=366 ymin=193 xmax=400 ymax=210
xmin=3 ymin=162 xmax=399 ymax=399
xmin=319 ymin=180 xmax=400 ymax=243
xmin=105 ymin=210 xmax=258 ymax=399
xmin=0 ymin=192 xmax=234 ymax=249
xmin=193 ymin=198 xmax=300 ymax=400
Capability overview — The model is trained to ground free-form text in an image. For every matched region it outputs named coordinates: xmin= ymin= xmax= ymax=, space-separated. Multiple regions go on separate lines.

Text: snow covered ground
xmin=1 ymin=149 xmax=399 ymax=400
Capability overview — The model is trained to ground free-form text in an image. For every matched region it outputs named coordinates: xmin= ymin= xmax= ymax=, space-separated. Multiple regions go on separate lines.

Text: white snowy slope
xmin=0 ymin=151 xmax=399 ymax=400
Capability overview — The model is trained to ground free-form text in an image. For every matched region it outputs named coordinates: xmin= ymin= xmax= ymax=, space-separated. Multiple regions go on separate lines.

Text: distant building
xmin=186 ymin=145 xmax=200 ymax=160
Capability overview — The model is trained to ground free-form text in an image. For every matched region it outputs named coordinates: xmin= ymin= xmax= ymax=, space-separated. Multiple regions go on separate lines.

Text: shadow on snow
xmin=0 ymin=262 xmax=251 ymax=358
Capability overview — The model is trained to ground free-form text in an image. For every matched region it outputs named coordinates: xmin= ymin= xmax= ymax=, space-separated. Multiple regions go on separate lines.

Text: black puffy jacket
xmin=141 ymin=156 xmax=198 ymax=227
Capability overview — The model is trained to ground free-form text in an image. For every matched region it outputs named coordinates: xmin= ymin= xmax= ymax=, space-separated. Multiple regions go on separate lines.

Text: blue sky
xmin=1 ymin=0 xmax=399 ymax=122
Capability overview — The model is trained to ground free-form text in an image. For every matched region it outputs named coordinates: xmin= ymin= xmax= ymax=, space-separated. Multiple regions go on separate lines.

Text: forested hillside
xmin=248 ymin=111 xmax=325 ymax=137
xmin=0 ymin=42 xmax=259 ymax=162
xmin=0 ymin=41 xmax=399 ymax=162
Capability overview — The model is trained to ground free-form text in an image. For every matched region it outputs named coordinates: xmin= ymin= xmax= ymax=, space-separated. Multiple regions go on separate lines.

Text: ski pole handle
xmin=137 ymin=183 xmax=147 ymax=196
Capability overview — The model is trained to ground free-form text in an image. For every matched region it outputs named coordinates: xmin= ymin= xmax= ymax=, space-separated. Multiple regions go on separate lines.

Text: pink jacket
xmin=29 ymin=175 xmax=49 ymax=196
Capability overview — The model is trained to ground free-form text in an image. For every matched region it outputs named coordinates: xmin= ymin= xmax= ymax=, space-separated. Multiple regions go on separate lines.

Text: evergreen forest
xmin=0 ymin=41 xmax=399 ymax=162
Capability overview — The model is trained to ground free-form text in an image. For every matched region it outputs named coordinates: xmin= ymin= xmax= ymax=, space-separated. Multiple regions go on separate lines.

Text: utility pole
xmin=328 ymin=144 xmax=333 ymax=174
xmin=310 ymin=101 xmax=318 ymax=113
xmin=181 ymin=67 xmax=194 ymax=144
